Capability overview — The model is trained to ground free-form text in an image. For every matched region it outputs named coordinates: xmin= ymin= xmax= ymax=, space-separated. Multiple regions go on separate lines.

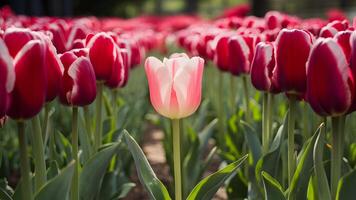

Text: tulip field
xmin=1 ymin=4 xmax=356 ymax=200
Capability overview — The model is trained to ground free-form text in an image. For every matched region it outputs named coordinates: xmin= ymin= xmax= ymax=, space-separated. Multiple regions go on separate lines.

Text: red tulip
xmin=0 ymin=39 xmax=15 ymax=117
xmin=7 ymin=40 xmax=47 ymax=119
xmin=105 ymin=48 xmax=129 ymax=88
xmin=228 ymin=35 xmax=250 ymax=75
xmin=59 ymin=52 xmax=97 ymax=106
xmin=3 ymin=28 xmax=33 ymax=57
xmin=334 ymin=30 xmax=352 ymax=61
xmin=213 ymin=33 xmax=232 ymax=71
xmin=349 ymin=31 xmax=356 ymax=112
xmin=250 ymin=42 xmax=280 ymax=93
xmin=306 ymin=38 xmax=354 ymax=116
xmin=87 ymin=32 xmax=116 ymax=81
xmin=274 ymin=29 xmax=313 ymax=95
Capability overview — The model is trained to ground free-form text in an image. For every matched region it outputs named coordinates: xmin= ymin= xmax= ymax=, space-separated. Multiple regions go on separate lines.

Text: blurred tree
xmin=184 ymin=0 xmax=198 ymax=13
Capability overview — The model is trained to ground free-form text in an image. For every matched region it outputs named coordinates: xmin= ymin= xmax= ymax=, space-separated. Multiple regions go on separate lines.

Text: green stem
xmin=267 ymin=94 xmax=273 ymax=145
xmin=84 ymin=106 xmax=94 ymax=151
xmin=217 ymin=72 xmax=225 ymax=147
xmin=18 ymin=121 xmax=33 ymax=200
xmin=302 ymin=102 xmax=310 ymax=139
xmin=30 ymin=116 xmax=47 ymax=192
xmin=331 ymin=116 xmax=345 ymax=199
xmin=262 ymin=93 xmax=269 ymax=154
xmin=287 ymin=96 xmax=297 ymax=186
xmin=230 ymin=75 xmax=236 ymax=111
xmin=95 ymin=82 xmax=103 ymax=151
xmin=42 ymin=103 xmax=50 ymax=144
xmin=242 ymin=75 xmax=251 ymax=123
xmin=71 ymin=107 xmax=79 ymax=200
xmin=172 ymin=119 xmax=182 ymax=200
xmin=112 ymin=89 xmax=118 ymax=129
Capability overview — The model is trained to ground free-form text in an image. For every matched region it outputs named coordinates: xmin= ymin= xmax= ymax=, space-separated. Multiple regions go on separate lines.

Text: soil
xmin=123 ymin=125 xmax=227 ymax=200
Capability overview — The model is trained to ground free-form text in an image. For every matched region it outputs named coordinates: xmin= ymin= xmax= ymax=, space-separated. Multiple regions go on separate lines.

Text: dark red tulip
xmin=274 ymin=29 xmax=313 ymax=95
xmin=213 ymin=34 xmax=231 ymax=71
xmin=105 ymin=48 xmax=129 ymax=88
xmin=87 ymin=32 xmax=116 ymax=81
xmin=0 ymin=39 xmax=14 ymax=117
xmin=7 ymin=40 xmax=47 ymax=119
xmin=307 ymin=38 xmax=354 ymax=116
xmin=59 ymin=52 xmax=97 ymax=106
xmin=251 ymin=42 xmax=280 ymax=93
xmin=3 ymin=28 xmax=33 ymax=57
xmin=228 ymin=35 xmax=250 ymax=75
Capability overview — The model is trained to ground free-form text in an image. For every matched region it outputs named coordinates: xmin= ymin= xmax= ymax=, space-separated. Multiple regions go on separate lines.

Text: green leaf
xmin=117 ymin=182 xmax=136 ymax=199
xmin=186 ymin=154 xmax=248 ymax=200
xmin=336 ymin=168 xmax=356 ymax=200
xmin=123 ymin=130 xmax=171 ymax=200
xmin=240 ymin=121 xmax=262 ymax=166
xmin=262 ymin=171 xmax=286 ymax=200
xmin=198 ymin=118 xmax=218 ymax=152
xmin=79 ymin=142 xmax=120 ymax=200
xmin=312 ymin=123 xmax=331 ymax=200
xmin=46 ymin=161 xmax=60 ymax=180
xmin=288 ymin=125 xmax=320 ymax=200
xmin=35 ymin=161 xmax=75 ymax=200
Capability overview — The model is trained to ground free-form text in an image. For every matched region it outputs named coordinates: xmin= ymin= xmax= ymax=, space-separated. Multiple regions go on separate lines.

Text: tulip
xmin=250 ymin=42 xmax=279 ymax=153
xmin=228 ymin=35 xmax=250 ymax=76
xmin=105 ymin=48 xmax=129 ymax=88
xmin=349 ymin=31 xmax=356 ymax=112
xmin=213 ymin=34 xmax=231 ymax=72
xmin=0 ymin=38 xmax=15 ymax=118
xmin=7 ymin=40 xmax=46 ymax=119
xmin=145 ymin=53 xmax=204 ymax=200
xmin=59 ymin=51 xmax=96 ymax=200
xmin=273 ymin=28 xmax=313 ymax=185
xmin=59 ymin=52 xmax=97 ymax=106
xmin=306 ymin=37 xmax=354 ymax=199
xmin=87 ymin=32 xmax=116 ymax=81
xmin=3 ymin=28 xmax=33 ymax=57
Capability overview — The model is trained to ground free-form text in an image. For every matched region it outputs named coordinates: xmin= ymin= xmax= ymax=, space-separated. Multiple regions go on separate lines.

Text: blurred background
xmin=1 ymin=0 xmax=355 ymax=19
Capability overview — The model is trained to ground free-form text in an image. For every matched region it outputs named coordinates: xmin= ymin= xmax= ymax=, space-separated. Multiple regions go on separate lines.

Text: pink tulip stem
xmin=331 ymin=115 xmax=345 ymax=199
xmin=172 ymin=119 xmax=182 ymax=200
xmin=18 ymin=121 xmax=33 ymax=200
xmin=242 ymin=75 xmax=251 ymax=123
xmin=71 ymin=107 xmax=79 ymax=200
xmin=95 ymin=82 xmax=103 ymax=151
xmin=30 ymin=115 xmax=47 ymax=192
xmin=287 ymin=96 xmax=297 ymax=185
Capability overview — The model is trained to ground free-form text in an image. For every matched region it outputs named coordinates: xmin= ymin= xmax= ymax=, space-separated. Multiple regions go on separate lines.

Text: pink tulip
xmin=145 ymin=53 xmax=204 ymax=119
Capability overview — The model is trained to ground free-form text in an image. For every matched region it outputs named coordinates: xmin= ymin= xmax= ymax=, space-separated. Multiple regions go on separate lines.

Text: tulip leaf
xmin=336 ymin=168 xmax=356 ymax=200
xmin=79 ymin=142 xmax=120 ymax=200
xmin=312 ymin=123 xmax=331 ymax=200
xmin=262 ymin=171 xmax=286 ymax=200
xmin=34 ymin=161 xmax=75 ymax=200
xmin=123 ymin=130 xmax=171 ymax=200
xmin=241 ymin=120 xmax=262 ymax=165
xmin=46 ymin=160 xmax=60 ymax=180
xmin=186 ymin=154 xmax=248 ymax=200
xmin=288 ymin=125 xmax=320 ymax=200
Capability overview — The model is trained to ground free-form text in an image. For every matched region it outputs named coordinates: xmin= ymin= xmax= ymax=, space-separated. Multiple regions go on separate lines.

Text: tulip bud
xmin=349 ymin=31 xmax=356 ymax=112
xmin=0 ymin=39 xmax=15 ymax=117
xmin=87 ymin=32 xmax=116 ymax=81
xmin=274 ymin=29 xmax=313 ymax=95
xmin=228 ymin=35 xmax=250 ymax=75
xmin=59 ymin=52 xmax=97 ymax=106
xmin=251 ymin=42 xmax=280 ymax=93
xmin=7 ymin=40 xmax=47 ymax=119
xmin=213 ymin=34 xmax=231 ymax=71
xmin=145 ymin=53 xmax=204 ymax=119
xmin=306 ymin=38 xmax=354 ymax=116
xmin=3 ymin=28 xmax=33 ymax=57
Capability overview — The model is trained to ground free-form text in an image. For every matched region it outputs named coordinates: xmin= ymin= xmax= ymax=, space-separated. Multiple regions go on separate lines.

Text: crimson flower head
xmin=228 ymin=35 xmax=250 ymax=75
xmin=59 ymin=51 xmax=97 ymax=106
xmin=306 ymin=38 xmax=354 ymax=116
xmin=213 ymin=33 xmax=232 ymax=72
xmin=273 ymin=29 xmax=313 ymax=96
xmin=7 ymin=40 xmax=47 ymax=119
xmin=0 ymin=38 xmax=15 ymax=117
xmin=105 ymin=47 xmax=129 ymax=88
xmin=87 ymin=32 xmax=116 ymax=81
xmin=250 ymin=42 xmax=280 ymax=93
